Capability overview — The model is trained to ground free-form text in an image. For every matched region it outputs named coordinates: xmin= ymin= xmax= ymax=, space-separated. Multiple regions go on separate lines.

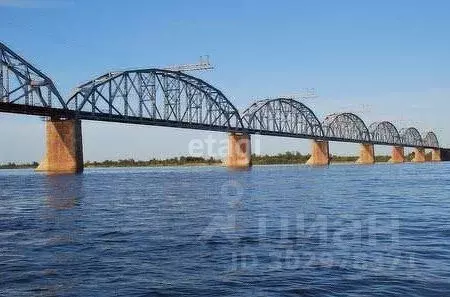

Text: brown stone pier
xmin=306 ymin=140 xmax=330 ymax=166
xmin=431 ymin=149 xmax=441 ymax=162
xmin=36 ymin=118 xmax=84 ymax=174
xmin=226 ymin=132 xmax=252 ymax=168
xmin=356 ymin=143 xmax=375 ymax=164
xmin=412 ymin=147 xmax=425 ymax=163
xmin=389 ymin=146 xmax=405 ymax=163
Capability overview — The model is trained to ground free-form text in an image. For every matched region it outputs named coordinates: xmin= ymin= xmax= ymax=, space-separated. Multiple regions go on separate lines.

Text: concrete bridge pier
xmin=432 ymin=149 xmax=441 ymax=162
xmin=412 ymin=147 xmax=426 ymax=163
xmin=356 ymin=143 xmax=375 ymax=164
xmin=36 ymin=118 xmax=84 ymax=174
xmin=306 ymin=140 xmax=330 ymax=166
xmin=389 ymin=146 xmax=405 ymax=163
xmin=226 ymin=132 xmax=252 ymax=168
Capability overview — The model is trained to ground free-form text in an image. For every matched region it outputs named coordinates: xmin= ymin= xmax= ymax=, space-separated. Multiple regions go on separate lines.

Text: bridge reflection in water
xmin=0 ymin=42 xmax=445 ymax=174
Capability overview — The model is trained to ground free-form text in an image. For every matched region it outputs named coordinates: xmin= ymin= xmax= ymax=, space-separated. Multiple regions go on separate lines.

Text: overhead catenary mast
xmin=164 ymin=55 xmax=214 ymax=72
xmin=253 ymin=88 xmax=319 ymax=102
xmin=280 ymin=88 xmax=319 ymax=100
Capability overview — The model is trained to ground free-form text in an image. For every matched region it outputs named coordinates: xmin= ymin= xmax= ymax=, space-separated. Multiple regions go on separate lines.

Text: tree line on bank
xmin=0 ymin=152 xmax=433 ymax=169
xmin=85 ymin=156 xmax=221 ymax=167
xmin=251 ymin=151 xmax=430 ymax=164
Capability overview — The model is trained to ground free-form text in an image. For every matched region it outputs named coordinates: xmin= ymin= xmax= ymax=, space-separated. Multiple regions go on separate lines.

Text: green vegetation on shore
xmin=0 ymin=162 xmax=39 ymax=169
xmin=0 ymin=151 xmax=435 ymax=169
xmin=252 ymin=152 xmax=391 ymax=164
xmin=85 ymin=156 xmax=221 ymax=168
xmin=251 ymin=152 xmax=310 ymax=164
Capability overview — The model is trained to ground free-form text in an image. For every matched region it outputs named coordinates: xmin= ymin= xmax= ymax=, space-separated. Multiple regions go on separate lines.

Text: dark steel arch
xmin=0 ymin=42 xmax=66 ymax=108
xmin=423 ymin=131 xmax=439 ymax=148
xmin=400 ymin=127 xmax=423 ymax=147
xmin=242 ymin=98 xmax=324 ymax=137
xmin=0 ymin=42 xmax=444 ymax=150
xmin=323 ymin=112 xmax=371 ymax=142
xmin=66 ymin=69 xmax=244 ymax=129
xmin=369 ymin=121 xmax=402 ymax=145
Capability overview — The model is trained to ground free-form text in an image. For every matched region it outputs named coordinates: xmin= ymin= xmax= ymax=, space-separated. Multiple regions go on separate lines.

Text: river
xmin=1 ymin=163 xmax=449 ymax=296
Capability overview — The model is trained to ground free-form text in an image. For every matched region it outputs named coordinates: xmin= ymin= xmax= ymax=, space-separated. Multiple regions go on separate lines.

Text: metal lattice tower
xmin=164 ymin=56 xmax=213 ymax=72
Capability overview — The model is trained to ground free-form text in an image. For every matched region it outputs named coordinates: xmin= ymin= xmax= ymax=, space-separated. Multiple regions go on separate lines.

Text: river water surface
xmin=1 ymin=163 xmax=450 ymax=296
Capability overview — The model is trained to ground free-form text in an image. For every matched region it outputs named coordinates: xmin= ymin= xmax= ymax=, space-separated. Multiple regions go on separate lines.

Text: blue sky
xmin=1 ymin=0 xmax=449 ymax=162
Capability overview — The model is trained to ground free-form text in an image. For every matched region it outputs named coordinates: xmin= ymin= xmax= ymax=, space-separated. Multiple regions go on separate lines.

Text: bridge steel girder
xmin=323 ymin=112 xmax=371 ymax=143
xmin=242 ymin=98 xmax=324 ymax=138
xmin=0 ymin=41 xmax=444 ymax=155
xmin=0 ymin=42 xmax=66 ymax=109
xmin=400 ymin=127 xmax=423 ymax=147
xmin=369 ymin=121 xmax=402 ymax=146
xmin=423 ymin=131 xmax=439 ymax=148
xmin=66 ymin=69 xmax=244 ymax=131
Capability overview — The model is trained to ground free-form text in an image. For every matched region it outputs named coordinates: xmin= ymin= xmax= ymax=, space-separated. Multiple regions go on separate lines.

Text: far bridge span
xmin=0 ymin=42 xmax=445 ymax=173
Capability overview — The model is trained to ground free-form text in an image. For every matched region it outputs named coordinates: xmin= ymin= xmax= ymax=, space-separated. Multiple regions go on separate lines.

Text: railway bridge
xmin=0 ymin=42 xmax=445 ymax=173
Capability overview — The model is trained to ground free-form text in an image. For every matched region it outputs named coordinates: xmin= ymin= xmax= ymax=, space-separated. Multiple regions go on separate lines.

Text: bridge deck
xmin=0 ymin=102 xmax=441 ymax=150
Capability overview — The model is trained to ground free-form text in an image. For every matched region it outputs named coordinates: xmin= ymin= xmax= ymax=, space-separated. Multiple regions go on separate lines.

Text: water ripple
xmin=1 ymin=164 xmax=450 ymax=295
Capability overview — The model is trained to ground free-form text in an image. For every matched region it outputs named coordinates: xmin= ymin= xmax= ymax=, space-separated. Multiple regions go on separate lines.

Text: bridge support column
xmin=412 ymin=147 xmax=425 ymax=163
xmin=226 ymin=133 xmax=251 ymax=168
xmin=36 ymin=118 xmax=84 ymax=174
xmin=432 ymin=149 xmax=441 ymax=162
xmin=356 ymin=143 xmax=375 ymax=164
xmin=306 ymin=140 xmax=330 ymax=166
xmin=389 ymin=146 xmax=404 ymax=163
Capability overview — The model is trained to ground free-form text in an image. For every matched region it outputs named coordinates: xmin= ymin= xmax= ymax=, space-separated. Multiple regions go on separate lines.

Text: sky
xmin=0 ymin=0 xmax=449 ymax=162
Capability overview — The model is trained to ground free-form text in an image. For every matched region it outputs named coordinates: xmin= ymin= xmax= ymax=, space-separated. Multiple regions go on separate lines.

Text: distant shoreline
xmin=0 ymin=152 xmax=423 ymax=170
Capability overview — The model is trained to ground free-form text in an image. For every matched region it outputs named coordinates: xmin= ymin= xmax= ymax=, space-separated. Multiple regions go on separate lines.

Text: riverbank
xmin=0 ymin=153 xmax=408 ymax=170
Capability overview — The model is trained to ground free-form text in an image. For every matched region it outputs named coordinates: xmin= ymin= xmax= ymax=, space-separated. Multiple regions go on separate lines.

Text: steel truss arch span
xmin=423 ymin=131 xmax=439 ymax=148
xmin=0 ymin=42 xmax=65 ymax=109
xmin=66 ymin=69 xmax=244 ymax=129
xmin=369 ymin=121 xmax=402 ymax=145
xmin=400 ymin=127 xmax=423 ymax=147
xmin=242 ymin=98 xmax=324 ymax=137
xmin=323 ymin=113 xmax=371 ymax=142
